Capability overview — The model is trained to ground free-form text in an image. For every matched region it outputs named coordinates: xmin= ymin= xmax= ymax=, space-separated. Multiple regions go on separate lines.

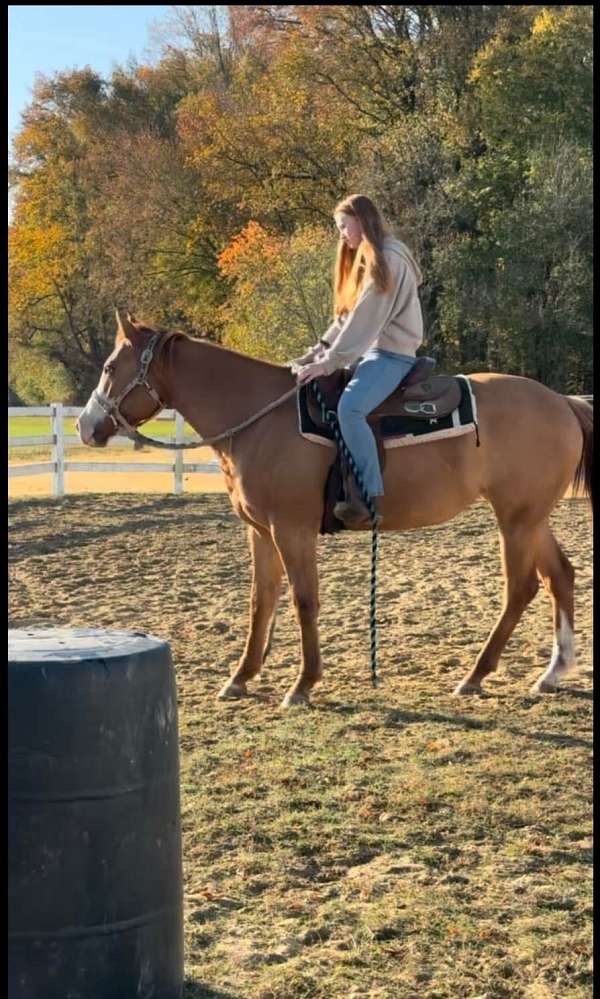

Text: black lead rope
xmin=311 ymin=382 xmax=379 ymax=688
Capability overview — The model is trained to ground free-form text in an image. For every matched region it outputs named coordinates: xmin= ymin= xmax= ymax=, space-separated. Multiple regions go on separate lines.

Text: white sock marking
xmin=539 ymin=609 xmax=576 ymax=686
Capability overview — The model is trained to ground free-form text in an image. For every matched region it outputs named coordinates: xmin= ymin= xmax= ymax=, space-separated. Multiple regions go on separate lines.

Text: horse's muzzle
xmin=77 ymin=412 xmax=110 ymax=447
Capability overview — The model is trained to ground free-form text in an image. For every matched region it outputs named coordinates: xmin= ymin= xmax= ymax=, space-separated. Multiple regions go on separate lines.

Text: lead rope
xmin=122 ymin=387 xmax=300 ymax=450
xmin=311 ymin=382 xmax=379 ymax=688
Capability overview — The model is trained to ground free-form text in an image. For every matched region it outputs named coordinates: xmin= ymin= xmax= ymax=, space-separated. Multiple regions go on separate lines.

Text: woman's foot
xmin=334 ymin=495 xmax=382 ymax=527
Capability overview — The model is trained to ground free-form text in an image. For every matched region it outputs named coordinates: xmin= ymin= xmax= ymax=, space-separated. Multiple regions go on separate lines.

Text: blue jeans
xmin=337 ymin=348 xmax=417 ymax=497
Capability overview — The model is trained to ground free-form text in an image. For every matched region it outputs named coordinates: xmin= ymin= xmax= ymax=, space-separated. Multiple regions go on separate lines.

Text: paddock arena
xmin=8 ymin=492 xmax=593 ymax=998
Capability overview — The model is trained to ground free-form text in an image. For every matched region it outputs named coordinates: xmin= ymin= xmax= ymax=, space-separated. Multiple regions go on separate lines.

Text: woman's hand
xmin=288 ymin=345 xmax=324 ymax=371
xmin=292 ymin=348 xmax=318 ymax=366
xmin=295 ymin=360 xmax=329 ymax=385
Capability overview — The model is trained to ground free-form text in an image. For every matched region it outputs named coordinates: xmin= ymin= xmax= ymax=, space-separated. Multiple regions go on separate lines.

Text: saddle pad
xmin=298 ymin=375 xmax=478 ymax=449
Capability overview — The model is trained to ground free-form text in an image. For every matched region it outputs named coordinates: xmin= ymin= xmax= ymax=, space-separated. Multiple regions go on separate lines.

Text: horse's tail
xmin=565 ymin=395 xmax=593 ymax=510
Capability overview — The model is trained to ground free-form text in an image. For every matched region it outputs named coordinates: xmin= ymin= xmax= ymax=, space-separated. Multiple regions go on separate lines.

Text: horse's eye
xmin=104 ymin=364 xmax=115 ymax=376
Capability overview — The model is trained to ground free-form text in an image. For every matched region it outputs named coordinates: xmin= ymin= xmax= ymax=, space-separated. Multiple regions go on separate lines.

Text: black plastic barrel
xmin=8 ymin=628 xmax=184 ymax=999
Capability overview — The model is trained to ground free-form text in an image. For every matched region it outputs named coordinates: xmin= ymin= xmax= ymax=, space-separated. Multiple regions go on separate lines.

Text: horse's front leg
xmin=272 ymin=525 xmax=322 ymax=708
xmin=218 ymin=526 xmax=283 ymax=700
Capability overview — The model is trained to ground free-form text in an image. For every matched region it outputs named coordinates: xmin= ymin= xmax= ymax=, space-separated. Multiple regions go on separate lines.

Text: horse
xmin=77 ymin=311 xmax=593 ymax=708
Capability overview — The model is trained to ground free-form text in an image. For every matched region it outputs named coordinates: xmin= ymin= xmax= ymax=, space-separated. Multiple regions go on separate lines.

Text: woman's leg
xmin=337 ymin=352 xmax=416 ymax=497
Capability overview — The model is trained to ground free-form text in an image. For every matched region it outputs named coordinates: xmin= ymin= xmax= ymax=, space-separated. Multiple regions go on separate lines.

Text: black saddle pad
xmin=298 ymin=375 xmax=476 ymax=445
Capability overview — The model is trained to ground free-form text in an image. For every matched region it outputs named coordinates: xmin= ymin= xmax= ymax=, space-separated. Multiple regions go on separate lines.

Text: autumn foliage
xmin=8 ymin=5 xmax=592 ymax=402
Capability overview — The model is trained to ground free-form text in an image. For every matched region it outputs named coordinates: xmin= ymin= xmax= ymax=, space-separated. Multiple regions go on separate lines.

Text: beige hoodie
xmin=318 ymin=236 xmax=424 ymax=375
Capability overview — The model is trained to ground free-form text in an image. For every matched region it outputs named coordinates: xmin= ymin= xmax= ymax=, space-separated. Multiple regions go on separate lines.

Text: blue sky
xmin=8 ymin=5 xmax=173 ymax=143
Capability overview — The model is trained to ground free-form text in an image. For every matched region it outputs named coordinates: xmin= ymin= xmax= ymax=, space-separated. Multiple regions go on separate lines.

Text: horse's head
xmin=77 ymin=310 xmax=169 ymax=447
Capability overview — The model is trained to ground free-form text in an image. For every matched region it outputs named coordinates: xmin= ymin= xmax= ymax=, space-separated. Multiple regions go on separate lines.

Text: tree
xmin=218 ymin=221 xmax=335 ymax=361
xmin=9 ymin=62 xmax=218 ymax=399
xmin=470 ymin=6 xmax=593 ymax=151
xmin=8 ymin=5 xmax=593 ymax=399
xmin=434 ymin=140 xmax=592 ymax=390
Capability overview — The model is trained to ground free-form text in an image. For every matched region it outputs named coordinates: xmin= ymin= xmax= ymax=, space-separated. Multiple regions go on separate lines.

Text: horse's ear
xmin=115 ymin=308 xmax=141 ymax=345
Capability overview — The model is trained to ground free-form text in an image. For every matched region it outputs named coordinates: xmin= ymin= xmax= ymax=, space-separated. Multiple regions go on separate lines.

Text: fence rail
xmin=8 ymin=404 xmax=221 ymax=497
xmin=9 ymin=395 xmax=593 ymax=498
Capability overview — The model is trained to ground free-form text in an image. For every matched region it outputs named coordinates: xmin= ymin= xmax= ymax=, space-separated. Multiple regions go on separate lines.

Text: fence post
xmin=174 ymin=412 xmax=184 ymax=496
xmin=51 ymin=402 xmax=65 ymax=498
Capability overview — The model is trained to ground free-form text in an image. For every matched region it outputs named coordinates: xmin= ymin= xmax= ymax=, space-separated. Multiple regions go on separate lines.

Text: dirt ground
xmin=8 ymin=493 xmax=593 ymax=998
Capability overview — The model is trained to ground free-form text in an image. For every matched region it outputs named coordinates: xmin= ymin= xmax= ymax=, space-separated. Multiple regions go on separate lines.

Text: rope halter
xmin=92 ymin=331 xmax=168 ymax=438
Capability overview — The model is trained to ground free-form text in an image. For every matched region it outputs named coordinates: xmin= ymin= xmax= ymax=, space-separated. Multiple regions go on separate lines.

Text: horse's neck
xmin=166 ymin=337 xmax=293 ymax=446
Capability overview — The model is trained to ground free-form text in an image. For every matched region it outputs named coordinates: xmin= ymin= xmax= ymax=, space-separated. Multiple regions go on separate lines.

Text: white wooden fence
xmin=8 ymin=405 xmax=221 ymax=497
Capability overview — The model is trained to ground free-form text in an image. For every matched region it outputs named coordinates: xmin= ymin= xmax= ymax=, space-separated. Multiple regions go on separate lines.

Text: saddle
xmin=301 ymin=358 xmax=472 ymax=534
xmin=306 ymin=357 xmax=461 ymax=429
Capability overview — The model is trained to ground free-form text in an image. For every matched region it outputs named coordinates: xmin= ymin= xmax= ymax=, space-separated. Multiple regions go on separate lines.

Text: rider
xmin=291 ymin=194 xmax=424 ymax=527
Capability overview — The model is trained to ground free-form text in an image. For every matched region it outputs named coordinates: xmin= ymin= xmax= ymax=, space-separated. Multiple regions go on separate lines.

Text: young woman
xmin=292 ymin=194 xmax=424 ymax=526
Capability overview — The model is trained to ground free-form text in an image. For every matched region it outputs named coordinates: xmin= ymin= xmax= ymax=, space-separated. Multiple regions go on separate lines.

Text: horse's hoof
xmin=531 ymin=678 xmax=558 ymax=695
xmin=453 ymin=680 xmax=482 ymax=696
xmin=217 ymin=680 xmax=247 ymax=700
xmin=281 ymin=691 xmax=311 ymax=709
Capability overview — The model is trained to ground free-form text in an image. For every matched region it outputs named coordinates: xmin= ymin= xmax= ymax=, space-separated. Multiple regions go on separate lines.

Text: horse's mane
xmin=138 ymin=322 xmax=291 ymax=374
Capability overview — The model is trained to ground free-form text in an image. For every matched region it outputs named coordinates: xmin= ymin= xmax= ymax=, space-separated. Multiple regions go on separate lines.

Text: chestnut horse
xmin=77 ymin=313 xmax=593 ymax=707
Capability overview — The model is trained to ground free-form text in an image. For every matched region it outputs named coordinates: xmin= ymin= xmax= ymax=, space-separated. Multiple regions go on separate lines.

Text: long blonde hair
xmin=333 ymin=194 xmax=421 ymax=316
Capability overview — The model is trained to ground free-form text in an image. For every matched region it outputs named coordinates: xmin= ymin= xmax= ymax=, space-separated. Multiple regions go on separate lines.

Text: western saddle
xmin=306 ymin=357 xmax=464 ymax=533
xmin=307 ymin=356 xmax=461 ymax=429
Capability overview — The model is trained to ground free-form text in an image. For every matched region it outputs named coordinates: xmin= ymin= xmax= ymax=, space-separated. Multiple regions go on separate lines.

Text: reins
xmin=126 ymin=386 xmax=298 ymax=450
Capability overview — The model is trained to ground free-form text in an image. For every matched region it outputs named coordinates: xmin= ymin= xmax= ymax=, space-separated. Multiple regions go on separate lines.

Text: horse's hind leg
xmin=454 ymin=522 xmax=540 ymax=695
xmin=218 ymin=526 xmax=284 ymax=700
xmin=531 ymin=527 xmax=576 ymax=693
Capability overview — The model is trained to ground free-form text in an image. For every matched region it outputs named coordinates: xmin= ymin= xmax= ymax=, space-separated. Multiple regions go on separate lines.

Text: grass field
xmin=8 ymin=493 xmax=593 ymax=999
xmin=9 ymin=415 xmax=184 ymax=457
xmin=8 ymin=415 xmax=186 ymax=437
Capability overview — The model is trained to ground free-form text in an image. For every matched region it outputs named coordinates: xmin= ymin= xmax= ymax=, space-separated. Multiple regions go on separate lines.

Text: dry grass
xmin=8 ymin=494 xmax=593 ymax=999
